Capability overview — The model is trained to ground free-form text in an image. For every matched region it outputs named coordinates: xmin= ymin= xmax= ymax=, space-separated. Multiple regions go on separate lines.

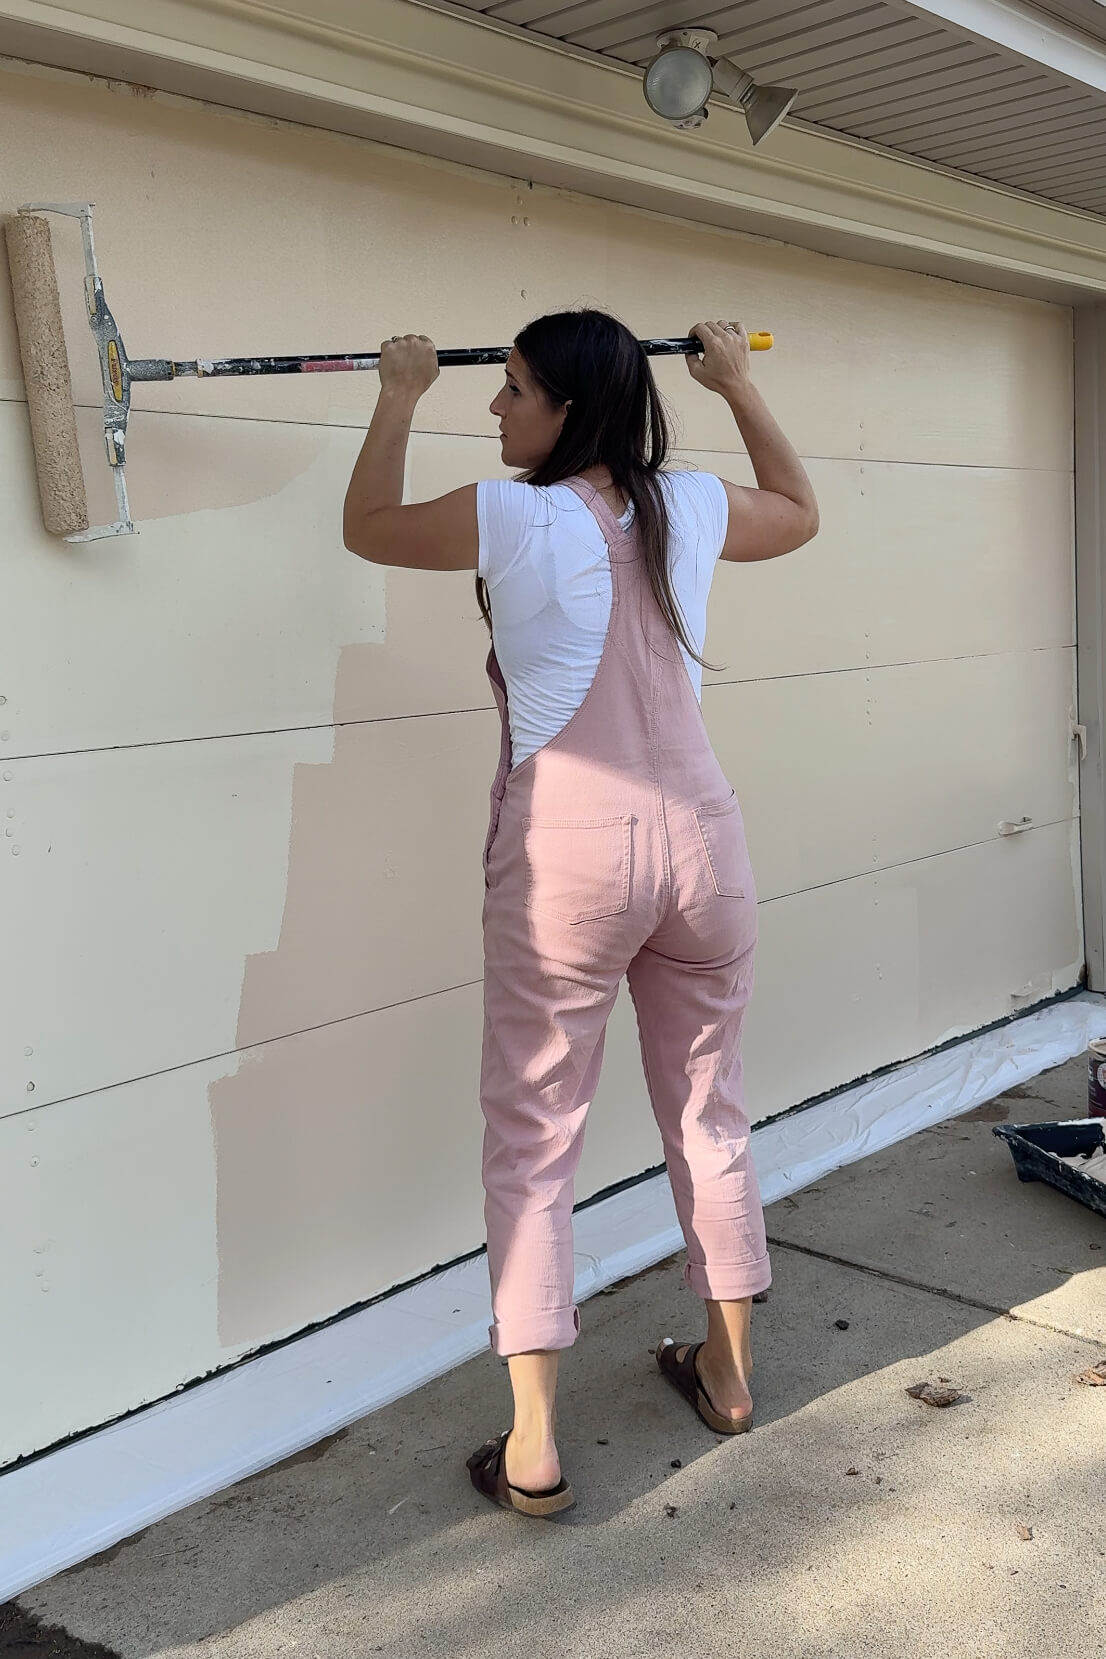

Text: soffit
xmin=440 ymin=0 xmax=1106 ymax=215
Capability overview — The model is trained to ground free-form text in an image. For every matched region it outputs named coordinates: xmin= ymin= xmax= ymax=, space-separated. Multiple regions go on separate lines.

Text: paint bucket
xmin=1088 ymin=1040 xmax=1106 ymax=1118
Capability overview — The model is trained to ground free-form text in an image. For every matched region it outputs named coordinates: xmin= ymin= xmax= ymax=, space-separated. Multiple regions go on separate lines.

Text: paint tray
xmin=993 ymin=1118 xmax=1106 ymax=1220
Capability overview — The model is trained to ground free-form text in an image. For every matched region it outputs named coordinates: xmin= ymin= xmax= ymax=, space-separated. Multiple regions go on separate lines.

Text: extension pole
xmin=126 ymin=335 xmax=775 ymax=382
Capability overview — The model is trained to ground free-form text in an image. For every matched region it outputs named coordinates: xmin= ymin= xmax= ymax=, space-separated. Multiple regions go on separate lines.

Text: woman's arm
xmin=343 ymin=333 xmax=479 ymax=570
xmin=688 ymin=320 xmax=819 ymax=564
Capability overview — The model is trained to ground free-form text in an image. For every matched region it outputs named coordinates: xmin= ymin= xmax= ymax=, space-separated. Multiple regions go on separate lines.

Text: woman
xmin=343 ymin=310 xmax=818 ymax=1518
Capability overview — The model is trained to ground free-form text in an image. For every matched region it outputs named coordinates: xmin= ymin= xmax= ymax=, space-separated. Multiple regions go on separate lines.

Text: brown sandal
xmin=466 ymin=1431 xmax=576 ymax=1517
xmin=656 ymin=1339 xmax=754 ymax=1435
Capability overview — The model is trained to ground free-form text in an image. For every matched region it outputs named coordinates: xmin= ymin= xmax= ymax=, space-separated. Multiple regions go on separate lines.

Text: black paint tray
xmin=993 ymin=1118 xmax=1106 ymax=1220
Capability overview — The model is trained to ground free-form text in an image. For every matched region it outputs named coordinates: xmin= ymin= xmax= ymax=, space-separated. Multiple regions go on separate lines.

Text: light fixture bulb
xmin=642 ymin=41 xmax=715 ymax=123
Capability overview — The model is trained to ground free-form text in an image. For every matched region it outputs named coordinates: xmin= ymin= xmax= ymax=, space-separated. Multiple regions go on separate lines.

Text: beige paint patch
xmin=330 ymin=572 xmax=490 ymax=724
xmin=1 ymin=725 xmax=335 ymax=1111
xmin=232 ymin=695 xmax=495 ymax=1050
xmin=209 ymin=660 xmax=496 ymax=1343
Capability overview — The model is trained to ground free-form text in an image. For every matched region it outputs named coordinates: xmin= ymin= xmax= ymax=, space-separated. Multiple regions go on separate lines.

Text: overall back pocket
xmin=523 ymin=816 xmax=633 ymax=925
xmin=693 ymin=794 xmax=747 ymax=898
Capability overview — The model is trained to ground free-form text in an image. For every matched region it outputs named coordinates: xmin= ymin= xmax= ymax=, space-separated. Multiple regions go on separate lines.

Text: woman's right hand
xmin=686 ymin=319 xmax=751 ymax=398
xmin=378 ymin=332 xmax=440 ymax=401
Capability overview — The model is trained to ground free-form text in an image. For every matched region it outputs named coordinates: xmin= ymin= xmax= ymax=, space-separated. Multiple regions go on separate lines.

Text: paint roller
xmin=5 ymin=202 xmax=775 ymax=543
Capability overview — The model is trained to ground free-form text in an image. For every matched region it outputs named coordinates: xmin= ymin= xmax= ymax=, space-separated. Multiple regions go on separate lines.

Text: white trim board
xmin=3 ymin=993 xmax=1105 ymax=1601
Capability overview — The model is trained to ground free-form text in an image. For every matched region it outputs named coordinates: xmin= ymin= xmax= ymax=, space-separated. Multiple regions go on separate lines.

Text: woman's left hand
xmin=379 ymin=333 xmax=440 ymax=400
xmin=686 ymin=320 xmax=751 ymax=398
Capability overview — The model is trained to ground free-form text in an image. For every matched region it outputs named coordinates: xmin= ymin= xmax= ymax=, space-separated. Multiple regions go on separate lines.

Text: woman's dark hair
xmin=477 ymin=308 xmax=712 ymax=668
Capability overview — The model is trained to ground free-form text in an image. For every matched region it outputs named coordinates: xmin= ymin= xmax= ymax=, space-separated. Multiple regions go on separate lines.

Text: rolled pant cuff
xmin=684 ymin=1253 xmax=772 ymax=1302
xmin=489 ymin=1304 xmax=581 ymax=1356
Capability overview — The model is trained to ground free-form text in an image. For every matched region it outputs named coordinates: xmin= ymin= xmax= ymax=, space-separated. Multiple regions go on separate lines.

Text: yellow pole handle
xmin=748 ymin=331 xmax=774 ymax=350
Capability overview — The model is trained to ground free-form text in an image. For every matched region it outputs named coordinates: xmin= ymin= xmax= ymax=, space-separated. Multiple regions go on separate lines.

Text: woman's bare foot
xmin=504 ymin=1350 xmax=562 ymax=1491
xmin=504 ymin=1427 xmax=562 ymax=1493
xmin=683 ymin=1342 xmax=753 ymax=1423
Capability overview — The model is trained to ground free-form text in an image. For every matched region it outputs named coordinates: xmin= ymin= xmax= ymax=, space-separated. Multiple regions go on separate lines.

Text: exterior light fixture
xmin=642 ymin=29 xmax=798 ymax=145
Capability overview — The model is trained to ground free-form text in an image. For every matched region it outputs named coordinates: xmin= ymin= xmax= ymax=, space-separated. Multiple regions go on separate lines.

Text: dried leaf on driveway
xmin=1073 ymin=1360 xmax=1106 ymax=1386
xmin=905 ymin=1381 xmax=963 ymax=1407
xmin=1017 ymin=1525 xmax=1034 ymax=1542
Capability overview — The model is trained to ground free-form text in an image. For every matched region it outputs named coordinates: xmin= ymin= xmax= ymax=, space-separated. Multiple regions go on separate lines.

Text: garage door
xmin=0 ymin=61 xmax=1079 ymax=1462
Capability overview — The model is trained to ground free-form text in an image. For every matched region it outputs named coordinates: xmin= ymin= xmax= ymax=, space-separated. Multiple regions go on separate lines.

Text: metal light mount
xmin=642 ymin=29 xmax=798 ymax=145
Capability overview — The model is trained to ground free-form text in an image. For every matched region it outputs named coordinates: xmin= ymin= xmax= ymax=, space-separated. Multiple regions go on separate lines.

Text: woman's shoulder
xmin=478 ymin=477 xmax=567 ymax=505
xmin=659 ymin=467 xmax=727 ymax=514
xmin=659 ymin=465 xmax=722 ymax=492
xmin=477 ymin=479 xmax=571 ymax=562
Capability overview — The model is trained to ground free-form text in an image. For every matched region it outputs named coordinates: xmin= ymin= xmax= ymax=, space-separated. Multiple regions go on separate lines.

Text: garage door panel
xmin=702 ymin=457 xmax=1073 ymax=677
xmin=0 ymin=403 xmax=388 ymax=758
xmin=209 ymin=983 xmax=487 ymax=1351
xmin=0 ymin=1064 xmax=220 ymax=1466
xmin=0 ymin=981 xmax=486 ymax=1465
xmin=1 ymin=412 xmax=506 ymax=759
xmin=742 ymin=820 xmax=1082 ymax=1120
xmin=855 ymin=458 xmax=1073 ymax=660
xmin=841 ymin=279 xmax=1071 ymax=473
xmin=706 ymin=647 xmax=1078 ymax=900
xmin=1 ymin=712 xmax=494 ymax=1112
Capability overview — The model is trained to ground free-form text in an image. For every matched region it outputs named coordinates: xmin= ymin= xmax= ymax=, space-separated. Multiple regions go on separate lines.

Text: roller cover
xmin=4 ymin=214 xmax=89 ymax=536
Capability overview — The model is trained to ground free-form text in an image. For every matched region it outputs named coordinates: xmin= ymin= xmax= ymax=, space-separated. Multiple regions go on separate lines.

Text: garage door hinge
xmin=1073 ymin=721 xmax=1088 ymax=762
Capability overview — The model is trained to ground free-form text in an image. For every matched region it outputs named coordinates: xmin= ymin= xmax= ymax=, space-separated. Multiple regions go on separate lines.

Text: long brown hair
xmin=477 ymin=308 xmax=711 ymax=667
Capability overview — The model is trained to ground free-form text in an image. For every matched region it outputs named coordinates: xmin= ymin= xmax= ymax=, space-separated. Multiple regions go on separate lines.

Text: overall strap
xmin=564 ymin=478 xmax=636 ymax=560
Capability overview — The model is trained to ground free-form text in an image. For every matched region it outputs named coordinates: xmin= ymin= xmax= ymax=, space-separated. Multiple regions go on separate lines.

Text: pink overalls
xmin=480 ymin=479 xmax=771 ymax=1356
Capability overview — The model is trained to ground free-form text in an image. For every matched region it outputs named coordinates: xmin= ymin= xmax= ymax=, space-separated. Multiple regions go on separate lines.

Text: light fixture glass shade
xmin=642 ymin=45 xmax=715 ymax=122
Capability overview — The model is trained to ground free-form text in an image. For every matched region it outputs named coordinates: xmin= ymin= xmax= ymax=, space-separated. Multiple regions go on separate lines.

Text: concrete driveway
xmin=5 ymin=1057 xmax=1104 ymax=1659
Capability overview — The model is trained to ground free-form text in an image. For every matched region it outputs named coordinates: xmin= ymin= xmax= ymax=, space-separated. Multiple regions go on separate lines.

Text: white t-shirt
xmin=477 ymin=470 xmax=729 ymax=766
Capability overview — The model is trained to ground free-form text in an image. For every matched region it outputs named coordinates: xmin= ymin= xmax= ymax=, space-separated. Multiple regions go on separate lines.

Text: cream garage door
xmin=0 ymin=62 xmax=1078 ymax=1462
